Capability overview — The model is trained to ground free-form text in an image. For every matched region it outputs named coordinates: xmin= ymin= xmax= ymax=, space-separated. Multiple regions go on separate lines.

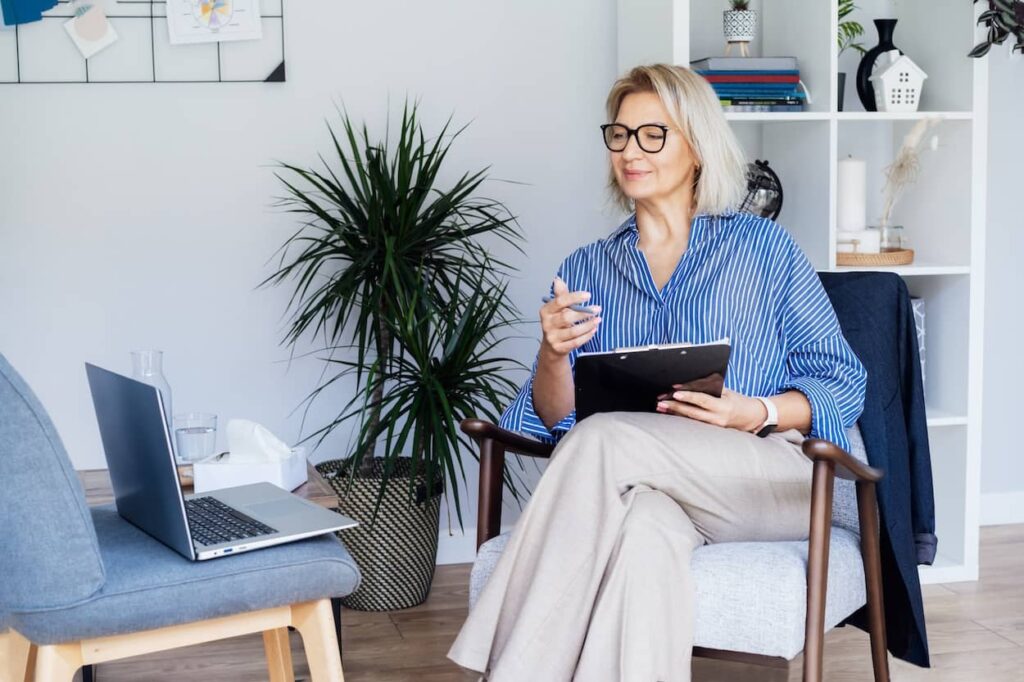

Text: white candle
xmin=837 ymin=157 xmax=867 ymax=232
xmin=837 ymin=229 xmax=881 ymax=254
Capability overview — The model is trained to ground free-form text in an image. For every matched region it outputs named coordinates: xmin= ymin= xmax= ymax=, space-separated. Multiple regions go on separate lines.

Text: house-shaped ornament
xmin=870 ymin=50 xmax=928 ymax=113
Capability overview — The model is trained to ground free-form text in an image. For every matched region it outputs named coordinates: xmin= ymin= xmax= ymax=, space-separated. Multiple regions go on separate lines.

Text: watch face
xmin=756 ymin=424 xmax=777 ymax=438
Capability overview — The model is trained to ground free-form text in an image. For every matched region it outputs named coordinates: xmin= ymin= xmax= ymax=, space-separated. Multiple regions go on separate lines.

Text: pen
xmin=541 ymin=294 xmax=600 ymax=315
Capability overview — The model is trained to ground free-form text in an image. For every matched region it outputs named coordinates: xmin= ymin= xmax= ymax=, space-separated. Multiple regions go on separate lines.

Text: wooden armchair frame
xmin=461 ymin=418 xmax=890 ymax=682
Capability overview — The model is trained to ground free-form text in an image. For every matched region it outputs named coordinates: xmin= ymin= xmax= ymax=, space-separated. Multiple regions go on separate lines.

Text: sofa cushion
xmin=471 ymin=527 xmax=865 ymax=660
xmin=10 ymin=506 xmax=361 ymax=645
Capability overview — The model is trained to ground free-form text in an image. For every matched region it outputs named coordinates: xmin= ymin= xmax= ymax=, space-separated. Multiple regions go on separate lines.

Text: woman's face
xmin=610 ymin=91 xmax=699 ymax=208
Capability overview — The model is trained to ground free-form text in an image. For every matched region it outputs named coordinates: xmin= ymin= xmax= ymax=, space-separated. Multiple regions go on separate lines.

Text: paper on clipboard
xmin=166 ymin=0 xmax=262 ymax=45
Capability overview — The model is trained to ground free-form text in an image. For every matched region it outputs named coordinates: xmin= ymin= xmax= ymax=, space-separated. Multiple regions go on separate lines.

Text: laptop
xmin=85 ymin=363 xmax=357 ymax=561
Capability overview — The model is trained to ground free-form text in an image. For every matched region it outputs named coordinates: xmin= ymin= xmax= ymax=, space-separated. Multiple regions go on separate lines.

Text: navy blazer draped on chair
xmin=819 ymin=271 xmax=936 ymax=668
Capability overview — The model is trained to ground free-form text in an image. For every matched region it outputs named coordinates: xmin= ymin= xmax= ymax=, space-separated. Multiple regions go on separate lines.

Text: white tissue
xmin=226 ymin=419 xmax=292 ymax=463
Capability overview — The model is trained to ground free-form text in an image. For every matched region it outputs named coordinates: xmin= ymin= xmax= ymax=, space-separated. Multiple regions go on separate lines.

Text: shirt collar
xmin=607 ymin=210 xmax=737 ymax=247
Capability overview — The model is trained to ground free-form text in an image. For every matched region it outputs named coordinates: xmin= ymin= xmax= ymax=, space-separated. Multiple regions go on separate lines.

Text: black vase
xmin=856 ymin=18 xmax=902 ymax=112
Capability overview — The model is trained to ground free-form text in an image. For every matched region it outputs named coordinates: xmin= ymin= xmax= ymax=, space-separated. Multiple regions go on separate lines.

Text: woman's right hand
xmin=539 ymin=277 xmax=602 ymax=358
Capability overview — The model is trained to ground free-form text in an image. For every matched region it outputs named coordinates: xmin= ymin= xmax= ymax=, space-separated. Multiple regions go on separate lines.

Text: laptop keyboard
xmin=185 ymin=496 xmax=277 ymax=547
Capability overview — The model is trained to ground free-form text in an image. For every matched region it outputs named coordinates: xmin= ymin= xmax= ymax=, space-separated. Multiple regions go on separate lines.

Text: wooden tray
xmin=836 ymin=248 xmax=914 ymax=267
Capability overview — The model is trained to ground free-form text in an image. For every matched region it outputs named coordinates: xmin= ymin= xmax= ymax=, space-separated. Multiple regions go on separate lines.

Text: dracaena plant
xmin=729 ymin=0 xmax=751 ymax=10
xmin=838 ymin=0 xmax=867 ymax=58
xmin=265 ymin=101 xmax=529 ymax=526
xmin=970 ymin=0 xmax=1024 ymax=57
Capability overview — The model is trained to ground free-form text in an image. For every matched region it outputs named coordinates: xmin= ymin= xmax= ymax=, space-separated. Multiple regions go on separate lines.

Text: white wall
xmin=3 ymin=0 xmax=1020 ymax=561
xmin=981 ymin=48 xmax=1024 ymax=525
xmin=0 ymin=0 xmax=620 ymax=562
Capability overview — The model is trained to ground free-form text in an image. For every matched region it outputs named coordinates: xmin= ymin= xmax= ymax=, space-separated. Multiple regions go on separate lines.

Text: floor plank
xmin=70 ymin=525 xmax=1024 ymax=681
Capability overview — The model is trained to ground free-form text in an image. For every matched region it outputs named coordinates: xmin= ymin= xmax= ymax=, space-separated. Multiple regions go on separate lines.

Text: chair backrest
xmin=0 ymin=354 xmax=105 ymax=612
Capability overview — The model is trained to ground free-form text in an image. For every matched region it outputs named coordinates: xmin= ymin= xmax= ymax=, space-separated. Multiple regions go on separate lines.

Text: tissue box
xmin=192 ymin=447 xmax=308 ymax=494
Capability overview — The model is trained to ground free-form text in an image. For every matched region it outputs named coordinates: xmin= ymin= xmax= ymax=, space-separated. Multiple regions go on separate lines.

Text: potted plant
xmin=838 ymin=0 xmax=867 ymax=111
xmin=265 ymin=102 xmax=528 ymax=610
xmin=969 ymin=0 xmax=1024 ymax=57
xmin=723 ymin=0 xmax=758 ymax=52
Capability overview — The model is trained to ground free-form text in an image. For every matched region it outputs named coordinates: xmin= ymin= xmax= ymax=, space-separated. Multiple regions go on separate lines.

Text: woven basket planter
xmin=316 ymin=457 xmax=443 ymax=611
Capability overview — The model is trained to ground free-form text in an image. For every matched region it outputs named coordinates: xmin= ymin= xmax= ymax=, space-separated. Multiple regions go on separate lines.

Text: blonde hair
xmin=605 ymin=64 xmax=747 ymax=215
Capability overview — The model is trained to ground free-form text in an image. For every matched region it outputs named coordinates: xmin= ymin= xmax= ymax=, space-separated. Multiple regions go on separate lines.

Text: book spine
xmin=696 ymin=69 xmax=800 ymax=76
xmin=720 ymin=97 xmax=806 ymax=104
xmin=702 ymin=74 xmax=800 ymax=83
xmin=713 ymin=90 xmax=805 ymax=99
xmin=690 ymin=57 xmax=799 ymax=71
xmin=721 ymin=104 xmax=806 ymax=112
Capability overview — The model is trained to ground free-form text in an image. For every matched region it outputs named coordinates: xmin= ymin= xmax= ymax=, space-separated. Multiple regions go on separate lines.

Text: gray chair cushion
xmin=0 ymin=354 xmax=105 ymax=612
xmin=9 ymin=506 xmax=362 ymax=645
xmin=831 ymin=425 xmax=868 ymax=535
xmin=471 ymin=528 xmax=865 ymax=660
xmin=469 ymin=427 xmax=871 ymax=660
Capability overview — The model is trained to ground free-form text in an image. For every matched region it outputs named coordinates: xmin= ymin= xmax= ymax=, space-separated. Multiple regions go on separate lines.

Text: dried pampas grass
xmin=880 ymin=117 xmax=941 ymax=228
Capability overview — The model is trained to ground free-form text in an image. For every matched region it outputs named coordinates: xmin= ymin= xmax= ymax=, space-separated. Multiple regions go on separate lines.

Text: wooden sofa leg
xmin=292 ymin=600 xmax=345 ymax=682
xmin=32 ymin=643 xmax=82 ymax=682
xmin=857 ymin=482 xmax=890 ymax=682
xmin=263 ymin=628 xmax=296 ymax=682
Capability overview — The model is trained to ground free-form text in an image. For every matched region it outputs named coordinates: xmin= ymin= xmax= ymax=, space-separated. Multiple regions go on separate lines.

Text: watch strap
xmin=754 ymin=396 xmax=778 ymax=438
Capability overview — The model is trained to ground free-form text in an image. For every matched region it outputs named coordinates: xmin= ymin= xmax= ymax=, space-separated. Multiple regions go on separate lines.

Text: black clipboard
xmin=574 ymin=340 xmax=731 ymax=421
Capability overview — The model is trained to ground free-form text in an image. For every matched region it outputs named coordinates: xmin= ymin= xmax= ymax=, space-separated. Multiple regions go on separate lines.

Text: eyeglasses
xmin=600 ymin=124 xmax=670 ymax=153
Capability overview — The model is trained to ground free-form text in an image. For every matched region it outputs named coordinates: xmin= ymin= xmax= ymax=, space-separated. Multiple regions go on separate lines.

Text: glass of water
xmin=173 ymin=412 xmax=217 ymax=463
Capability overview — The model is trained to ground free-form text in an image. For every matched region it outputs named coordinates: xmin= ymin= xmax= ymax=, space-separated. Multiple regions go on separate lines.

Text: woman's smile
xmin=623 ymin=169 xmax=651 ymax=181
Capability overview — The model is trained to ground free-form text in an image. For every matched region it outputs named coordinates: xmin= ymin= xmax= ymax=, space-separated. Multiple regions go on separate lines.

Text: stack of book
xmin=691 ymin=56 xmax=805 ymax=113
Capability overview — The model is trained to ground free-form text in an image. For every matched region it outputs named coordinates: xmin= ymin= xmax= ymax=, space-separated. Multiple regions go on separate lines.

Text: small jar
xmin=877 ymin=224 xmax=906 ymax=251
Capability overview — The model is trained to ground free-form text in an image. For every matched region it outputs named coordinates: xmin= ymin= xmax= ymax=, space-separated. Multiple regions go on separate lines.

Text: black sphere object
xmin=856 ymin=18 xmax=902 ymax=112
xmin=740 ymin=160 xmax=783 ymax=221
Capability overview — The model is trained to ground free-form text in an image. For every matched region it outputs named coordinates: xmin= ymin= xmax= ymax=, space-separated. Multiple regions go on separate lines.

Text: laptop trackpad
xmin=245 ymin=499 xmax=305 ymax=520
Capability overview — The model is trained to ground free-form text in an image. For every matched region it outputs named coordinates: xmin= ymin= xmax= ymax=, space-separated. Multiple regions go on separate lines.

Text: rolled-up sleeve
xmin=779 ymin=243 xmax=867 ymax=452
xmin=497 ymin=256 xmax=587 ymax=443
xmin=498 ymin=361 xmax=577 ymax=443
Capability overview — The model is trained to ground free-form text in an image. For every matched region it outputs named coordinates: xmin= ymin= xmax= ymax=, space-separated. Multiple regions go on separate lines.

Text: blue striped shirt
xmin=500 ymin=212 xmax=867 ymax=452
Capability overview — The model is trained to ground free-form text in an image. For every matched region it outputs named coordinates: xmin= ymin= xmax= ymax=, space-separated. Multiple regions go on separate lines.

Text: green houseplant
xmin=838 ymin=0 xmax=867 ymax=111
xmin=970 ymin=0 xmax=1024 ymax=57
xmin=265 ymin=102 xmax=528 ymax=609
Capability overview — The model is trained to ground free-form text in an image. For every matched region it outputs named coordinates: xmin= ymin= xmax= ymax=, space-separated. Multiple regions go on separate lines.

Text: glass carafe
xmin=130 ymin=350 xmax=174 ymax=436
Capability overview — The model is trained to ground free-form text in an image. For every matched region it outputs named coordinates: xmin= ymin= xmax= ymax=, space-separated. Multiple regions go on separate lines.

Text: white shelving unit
xmin=618 ymin=0 xmax=986 ymax=584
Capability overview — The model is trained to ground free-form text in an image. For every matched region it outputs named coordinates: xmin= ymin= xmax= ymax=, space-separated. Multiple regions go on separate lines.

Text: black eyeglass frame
xmin=600 ymin=123 xmax=671 ymax=153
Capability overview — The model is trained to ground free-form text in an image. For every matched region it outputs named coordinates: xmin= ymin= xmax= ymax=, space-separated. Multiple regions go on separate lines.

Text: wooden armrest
xmin=801 ymin=438 xmax=883 ymax=483
xmin=460 ymin=419 xmax=555 ymax=459
xmin=462 ymin=418 xmax=555 ymax=549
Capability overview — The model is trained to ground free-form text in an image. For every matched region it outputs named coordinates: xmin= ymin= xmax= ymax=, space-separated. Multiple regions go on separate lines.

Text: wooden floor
xmin=75 ymin=524 xmax=1024 ymax=681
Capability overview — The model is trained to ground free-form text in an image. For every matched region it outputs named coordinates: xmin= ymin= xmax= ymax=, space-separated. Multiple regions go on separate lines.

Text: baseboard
xmin=981 ymin=491 xmax=1024 ymax=526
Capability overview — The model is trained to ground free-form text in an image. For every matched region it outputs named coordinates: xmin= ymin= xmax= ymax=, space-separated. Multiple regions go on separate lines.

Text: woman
xmin=447 ymin=64 xmax=867 ymax=682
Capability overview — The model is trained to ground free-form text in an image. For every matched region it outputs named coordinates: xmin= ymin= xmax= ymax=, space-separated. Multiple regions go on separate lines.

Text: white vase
xmin=723 ymin=9 xmax=757 ymax=43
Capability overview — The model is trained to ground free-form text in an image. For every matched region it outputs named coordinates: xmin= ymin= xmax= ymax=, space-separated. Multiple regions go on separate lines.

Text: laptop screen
xmin=85 ymin=363 xmax=196 ymax=560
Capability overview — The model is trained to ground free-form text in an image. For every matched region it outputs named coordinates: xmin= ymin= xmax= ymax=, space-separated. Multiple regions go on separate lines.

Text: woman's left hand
xmin=656 ymin=386 xmax=765 ymax=432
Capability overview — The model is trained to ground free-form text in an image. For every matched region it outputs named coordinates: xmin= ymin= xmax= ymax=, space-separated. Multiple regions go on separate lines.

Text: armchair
xmin=461 ymin=417 xmax=888 ymax=682
xmin=0 ymin=353 xmax=360 ymax=682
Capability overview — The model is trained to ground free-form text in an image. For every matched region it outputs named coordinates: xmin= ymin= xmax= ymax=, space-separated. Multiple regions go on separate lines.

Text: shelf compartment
xmin=926 ymin=408 xmax=969 ymax=428
xmin=836 ymin=119 xmax=973 ymax=269
xmin=730 ymin=119 xmax=831 ymax=268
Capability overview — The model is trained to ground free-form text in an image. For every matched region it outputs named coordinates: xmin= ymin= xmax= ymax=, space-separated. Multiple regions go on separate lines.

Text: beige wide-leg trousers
xmin=447 ymin=411 xmax=815 ymax=682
